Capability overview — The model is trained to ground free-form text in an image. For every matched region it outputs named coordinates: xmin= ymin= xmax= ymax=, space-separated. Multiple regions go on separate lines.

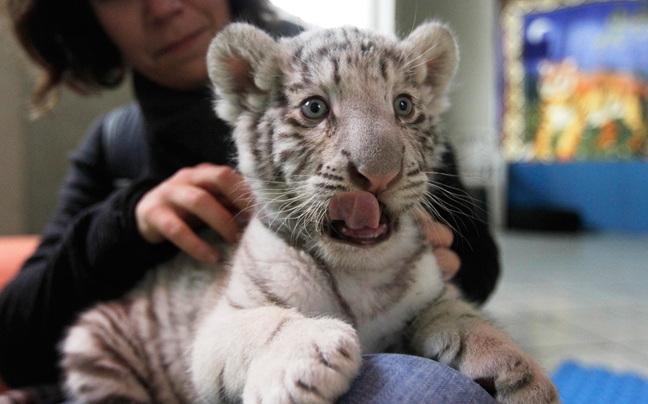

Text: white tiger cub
xmin=61 ymin=22 xmax=559 ymax=404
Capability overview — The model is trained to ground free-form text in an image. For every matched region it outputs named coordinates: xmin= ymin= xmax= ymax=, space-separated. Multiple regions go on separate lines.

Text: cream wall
xmin=0 ymin=17 xmax=132 ymax=235
xmin=395 ymin=0 xmax=499 ymax=171
xmin=0 ymin=18 xmax=28 ymax=235
xmin=395 ymin=0 xmax=505 ymax=227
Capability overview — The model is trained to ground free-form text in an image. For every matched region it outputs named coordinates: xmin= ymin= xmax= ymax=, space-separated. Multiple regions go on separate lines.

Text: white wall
xmin=271 ymin=0 xmax=394 ymax=33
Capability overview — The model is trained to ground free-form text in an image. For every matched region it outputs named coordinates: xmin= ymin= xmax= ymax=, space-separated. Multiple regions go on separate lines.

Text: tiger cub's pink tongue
xmin=328 ymin=191 xmax=381 ymax=230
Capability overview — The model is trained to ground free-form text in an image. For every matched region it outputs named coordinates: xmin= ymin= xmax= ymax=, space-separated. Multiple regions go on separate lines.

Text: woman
xmin=0 ymin=0 xmax=499 ymax=401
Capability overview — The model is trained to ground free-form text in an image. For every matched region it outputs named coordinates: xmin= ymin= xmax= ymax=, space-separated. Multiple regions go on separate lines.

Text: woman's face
xmin=91 ymin=0 xmax=232 ymax=90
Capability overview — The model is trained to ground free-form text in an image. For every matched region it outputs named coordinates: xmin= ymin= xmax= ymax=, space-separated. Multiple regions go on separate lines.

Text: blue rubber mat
xmin=552 ymin=361 xmax=648 ymax=404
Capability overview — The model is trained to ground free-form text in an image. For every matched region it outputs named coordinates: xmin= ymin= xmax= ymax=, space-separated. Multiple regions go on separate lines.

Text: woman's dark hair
xmin=6 ymin=0 xmax=277 ymax=113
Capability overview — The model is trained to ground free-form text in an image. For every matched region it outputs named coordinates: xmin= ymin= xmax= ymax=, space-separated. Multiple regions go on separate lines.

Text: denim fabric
xmin=338 ymin=354 xmax=497 ymax=404
xmin=59 ymin=354 xmax=495 ymax=404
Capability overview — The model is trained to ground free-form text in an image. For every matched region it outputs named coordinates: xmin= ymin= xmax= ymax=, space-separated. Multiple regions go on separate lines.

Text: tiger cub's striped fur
xmin=62 ymin=22 xmax=559 ymax=404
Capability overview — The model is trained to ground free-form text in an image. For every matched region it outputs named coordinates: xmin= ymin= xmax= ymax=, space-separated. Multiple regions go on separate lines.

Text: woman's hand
xmin=0 ymin=388 xmax=36 ymax=404
xmin=414 ymin=210 xmax=461 ymax=280
xmin=135 ymin=164 xmax=252 ymax=263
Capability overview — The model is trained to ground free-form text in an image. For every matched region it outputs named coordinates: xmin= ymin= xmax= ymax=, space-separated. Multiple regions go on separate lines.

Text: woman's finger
xmin=432 ymin=247 xmax=461 ymax=281
xmin=183 ymin=164 xmax=254 ymax=218
xmin=152 ymin=208 xmax=221 ymax=263
xmin=413 ymin=209 xmax=454 ymax=247
xmin=167 ymin=185 xmax=243 ymax=244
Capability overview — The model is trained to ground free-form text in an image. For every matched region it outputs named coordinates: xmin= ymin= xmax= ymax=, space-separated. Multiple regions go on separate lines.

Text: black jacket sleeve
xmin=432 ymin=144 xmax=500 ymax=305
xmin=0 ymin=121 xmax=177 ymax=388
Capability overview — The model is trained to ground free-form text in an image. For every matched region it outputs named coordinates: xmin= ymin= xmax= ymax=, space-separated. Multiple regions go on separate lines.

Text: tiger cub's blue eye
xmin=393 ymin=95 xmax=413 ymax=117
xmin=301 ymin=97 xmax=329 ymax=119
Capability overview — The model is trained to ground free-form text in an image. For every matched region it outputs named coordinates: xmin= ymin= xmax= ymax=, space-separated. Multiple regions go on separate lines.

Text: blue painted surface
xmin=508 ymin=162 xmax=648 ymax=232
xmin=552 ymin=361 xmax=648 ymax=404
xmin=524 ymin=1 xmax=648 ymax=80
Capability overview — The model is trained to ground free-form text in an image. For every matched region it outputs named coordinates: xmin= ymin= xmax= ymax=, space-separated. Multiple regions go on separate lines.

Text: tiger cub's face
xmin=208 ymin=22 xmax=458 ymax=264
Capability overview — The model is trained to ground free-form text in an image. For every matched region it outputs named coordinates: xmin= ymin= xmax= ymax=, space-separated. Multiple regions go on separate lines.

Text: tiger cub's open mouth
xmin=327 ymin=191 xmax=394 ymax=246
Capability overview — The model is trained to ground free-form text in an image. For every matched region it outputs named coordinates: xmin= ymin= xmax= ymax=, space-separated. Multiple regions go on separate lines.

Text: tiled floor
xmin=483 ymin=231 xmax=648 ymax=378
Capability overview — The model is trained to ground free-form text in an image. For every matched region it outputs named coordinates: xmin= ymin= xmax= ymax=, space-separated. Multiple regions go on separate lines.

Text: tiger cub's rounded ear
xmin=401 ymin=21 xmax=459 ymax=96
xmin=207 ymin=23 xmax=280 ymax=123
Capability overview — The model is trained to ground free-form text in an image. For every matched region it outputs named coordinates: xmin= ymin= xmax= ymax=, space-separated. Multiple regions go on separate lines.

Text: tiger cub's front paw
xmin=459 ymin=324 xmax=560 ymax=404
xmin=243 ymin=318 xmax=362 ymax=404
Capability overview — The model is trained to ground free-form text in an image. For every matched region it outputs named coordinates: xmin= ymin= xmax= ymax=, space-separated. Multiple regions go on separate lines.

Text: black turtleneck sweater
xmin=0 ymin=61 xmax=499 ymax=393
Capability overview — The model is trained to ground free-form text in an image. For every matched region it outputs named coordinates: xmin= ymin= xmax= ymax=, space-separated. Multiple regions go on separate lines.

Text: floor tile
xmin=492 ymin=231 xmax=648 ymax=378
xmin=527 ymin=344 xmax=648 ymax=377
xmin=561 ymin=309 xmax=648 ymax=342
xmin=502 ymin=317 xmax=606 ymax=349
xmin=616 ymin=340 xmax=648 ymax=357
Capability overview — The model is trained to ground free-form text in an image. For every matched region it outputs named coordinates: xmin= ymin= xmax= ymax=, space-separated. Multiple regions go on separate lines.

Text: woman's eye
xmin=393 ymin=95 xmax=413 ymax=117
xmin=300 ymin=97 xmax=329 ymax=119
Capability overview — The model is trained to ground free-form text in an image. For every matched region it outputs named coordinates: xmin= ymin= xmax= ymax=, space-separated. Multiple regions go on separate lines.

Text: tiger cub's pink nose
xmin=356 ymin=168 xmax=402 ymax=195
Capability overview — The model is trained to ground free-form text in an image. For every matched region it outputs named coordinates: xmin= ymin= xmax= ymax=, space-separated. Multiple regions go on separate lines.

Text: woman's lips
xmin=155 ymin=29 xmax=206 ymax=57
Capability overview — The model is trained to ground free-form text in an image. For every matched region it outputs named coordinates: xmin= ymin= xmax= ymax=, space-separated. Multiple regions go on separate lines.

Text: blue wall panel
xmin=508 ymin=162 xmax=648 ymax=232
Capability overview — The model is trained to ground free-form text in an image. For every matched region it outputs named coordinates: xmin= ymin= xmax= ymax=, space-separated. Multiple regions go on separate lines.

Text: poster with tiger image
xmin=500 ymin=0 xmax=648 ymax=162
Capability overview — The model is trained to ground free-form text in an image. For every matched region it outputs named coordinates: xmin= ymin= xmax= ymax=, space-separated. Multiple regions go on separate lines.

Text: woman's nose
xmin=144 ymin=0 xmax=183 ymax=23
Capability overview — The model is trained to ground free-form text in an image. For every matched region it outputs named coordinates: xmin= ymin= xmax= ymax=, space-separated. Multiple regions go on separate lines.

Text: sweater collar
xmin=133 ymin=72 xmax=235 ymax=177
